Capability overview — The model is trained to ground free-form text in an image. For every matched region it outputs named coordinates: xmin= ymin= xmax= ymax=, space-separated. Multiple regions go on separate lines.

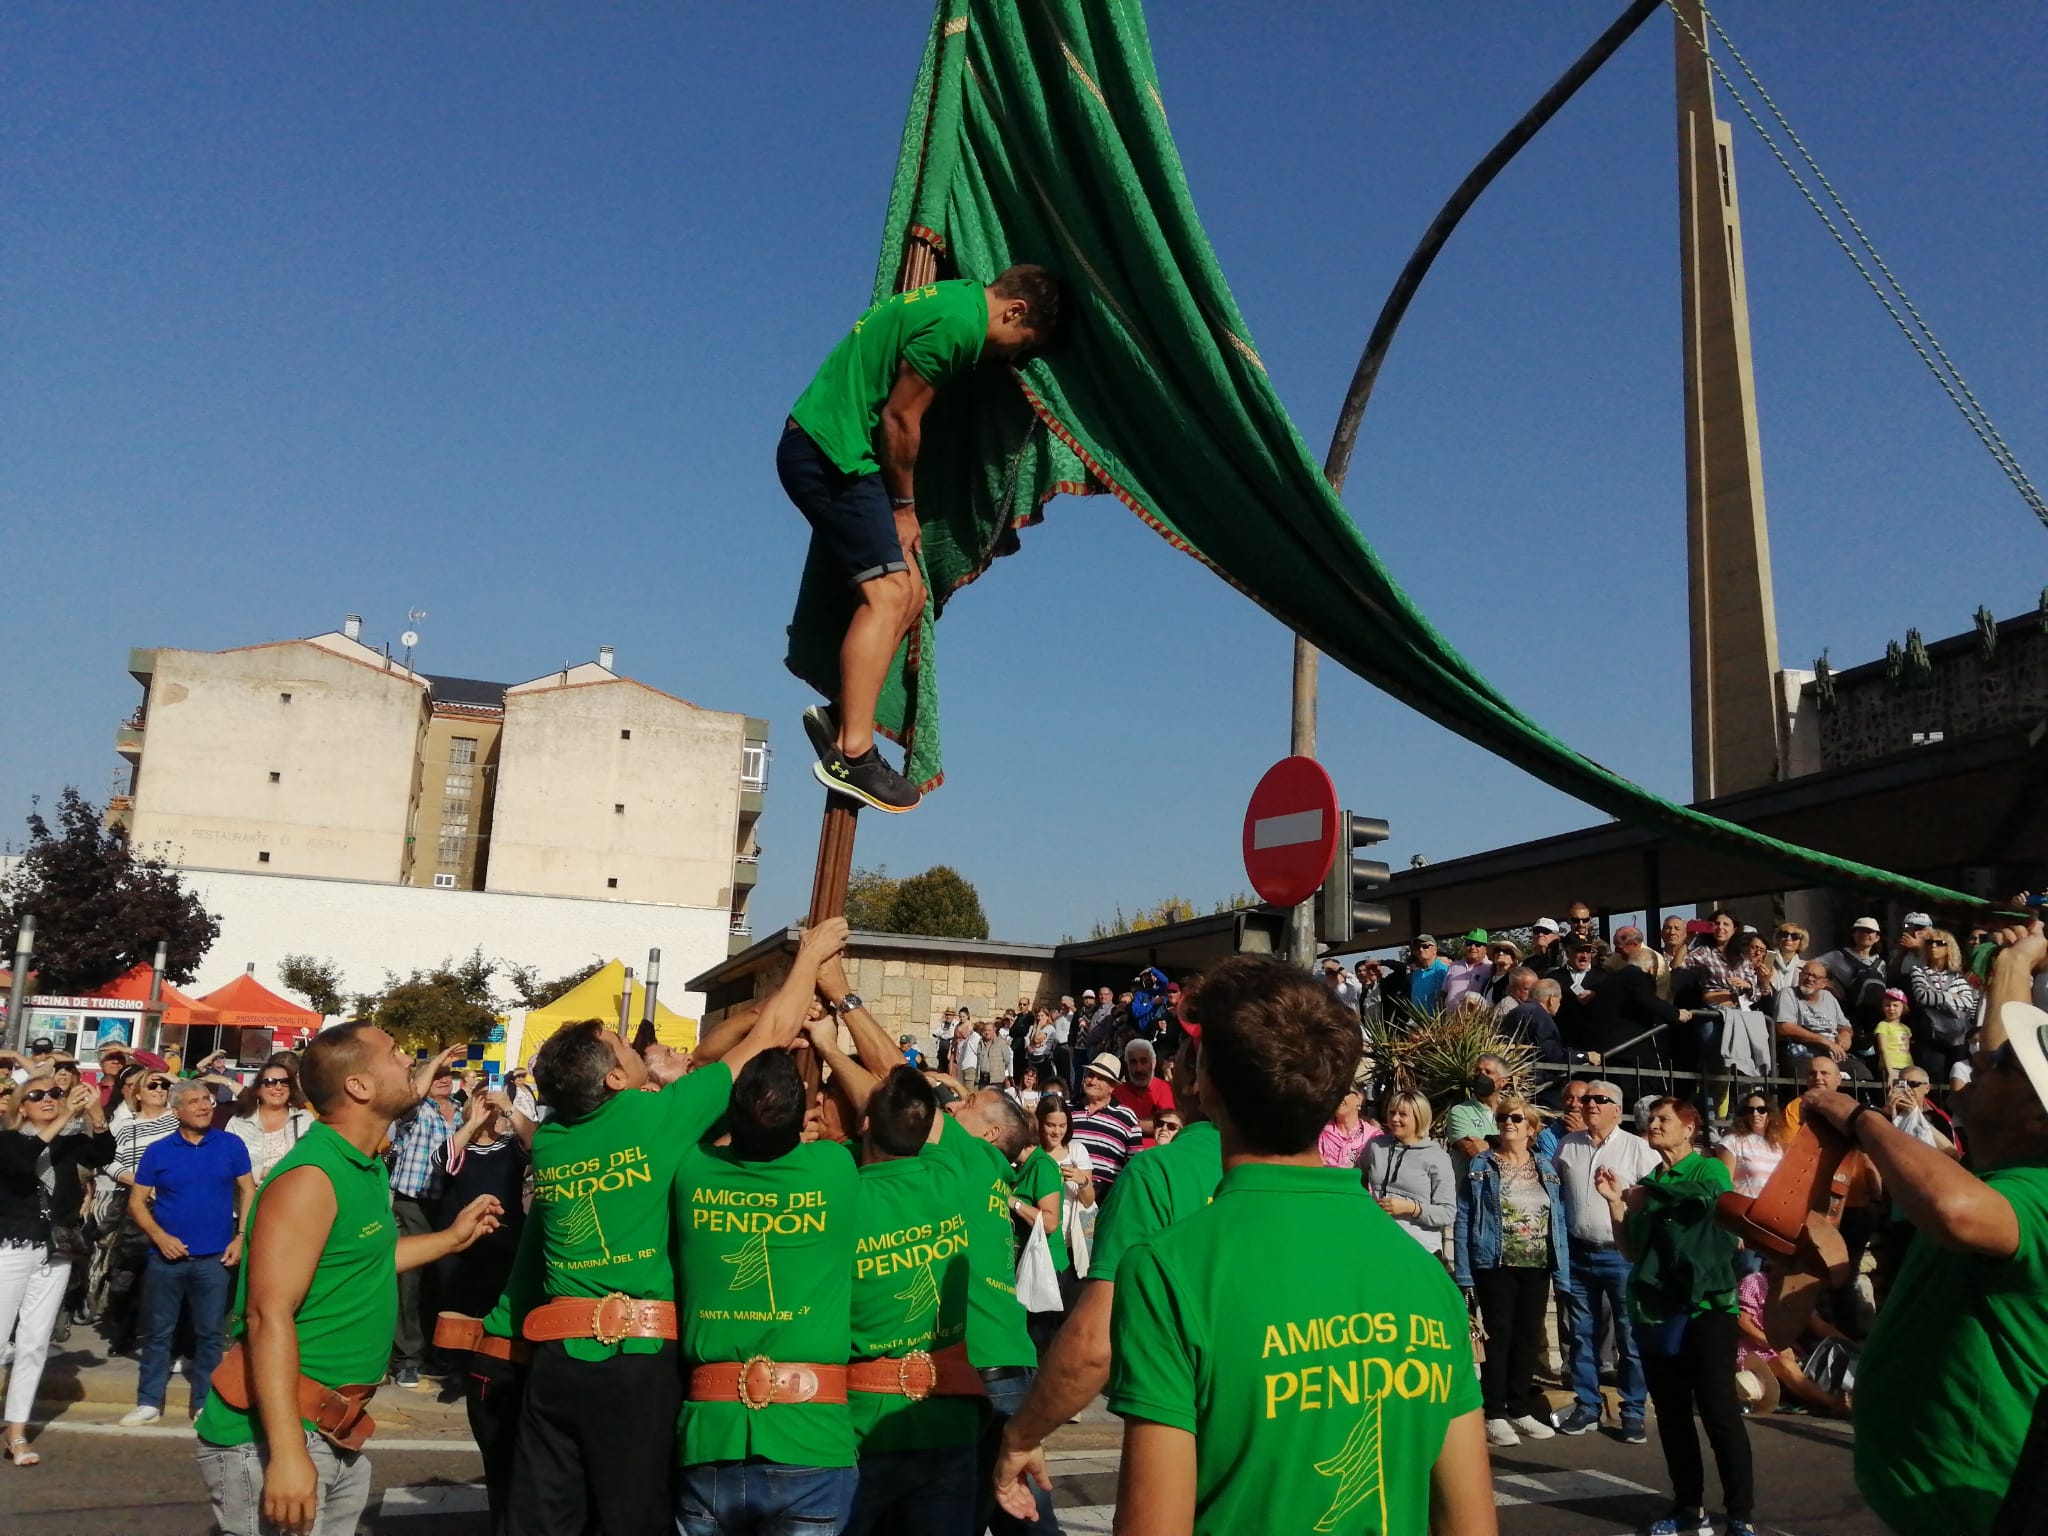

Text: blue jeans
xmin=137 ymin=1247 xmax=232 ymax=1411
xmin=847 ymin=1443 xmax=975 ymax=1536
xmin=978 ymin=1370 xmax=1062 ymax=1536
xmin=676 ymin=1459 xmax=857 ymax=1536
xmin=1565 ymin=1240 xmax=1645 ymax=1421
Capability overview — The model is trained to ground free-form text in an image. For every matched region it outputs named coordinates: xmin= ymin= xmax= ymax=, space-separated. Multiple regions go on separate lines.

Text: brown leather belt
xmin=434 ymin=1312 xmax=533 ymax=1364
xmin=688 ymin=1357 xmax=849 ymax=1408
xmin=847 ymin=1343 xmax=986 ymax=1401
xmin=522 ymin=1292 xmax=678 ymax=1345
xmin=209 ymin=1342 xmax=378 ymax=1452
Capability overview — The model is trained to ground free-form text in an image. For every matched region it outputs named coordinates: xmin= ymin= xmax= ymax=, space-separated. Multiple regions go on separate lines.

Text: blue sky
xmin=5 ymin=3 xmax=2042 ymax=946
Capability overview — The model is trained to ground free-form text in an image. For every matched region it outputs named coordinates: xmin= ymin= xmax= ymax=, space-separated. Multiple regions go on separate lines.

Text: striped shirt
xmin=115 ymin=1111 xmax=179 ymax=1181
xmin=388 ymin=1101 xmax=460 ymax=1200
xmin=1070 ymin=1103 xmax=1143 ymax=1191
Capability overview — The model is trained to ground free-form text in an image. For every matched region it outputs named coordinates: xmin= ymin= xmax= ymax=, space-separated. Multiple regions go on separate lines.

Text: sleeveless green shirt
xmin=195 ymin=1121 xmax=398 ymax=1446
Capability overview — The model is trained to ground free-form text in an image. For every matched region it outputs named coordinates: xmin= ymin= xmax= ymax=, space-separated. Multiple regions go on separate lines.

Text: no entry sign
xmin=1242 ymin=756 xmax=1341 ymax=909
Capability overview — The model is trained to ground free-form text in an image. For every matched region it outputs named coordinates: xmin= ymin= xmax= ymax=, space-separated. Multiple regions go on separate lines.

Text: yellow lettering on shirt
xmin=853 ymin=1227 xmax=969 ymax=1278
xmin=1257 ymin=1311 xmax=1464 ymax=1417
xmin=532 ymin=1162 xmax=654 ymax=1203
xmin=690 ymin=1207 xmax=828 ymax=1236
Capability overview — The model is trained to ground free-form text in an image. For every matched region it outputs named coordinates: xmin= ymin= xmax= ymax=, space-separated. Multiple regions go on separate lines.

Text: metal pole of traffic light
xmin=4 ymin=915 xmax=33 ymax=1053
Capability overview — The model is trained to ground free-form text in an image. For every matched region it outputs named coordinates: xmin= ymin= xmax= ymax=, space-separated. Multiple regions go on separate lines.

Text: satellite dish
xmin=400 ymin=631 xmax=419 ymax=649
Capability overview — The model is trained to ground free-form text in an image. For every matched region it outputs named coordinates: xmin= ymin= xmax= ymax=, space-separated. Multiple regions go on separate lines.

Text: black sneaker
xmin=812 ymin=743 xmax=922 ymax=813
xmin=801 ymin=703 xmax=838 ymax=764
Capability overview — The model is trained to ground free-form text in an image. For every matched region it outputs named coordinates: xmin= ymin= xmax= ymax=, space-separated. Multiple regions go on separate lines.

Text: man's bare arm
xmin=994 ymin=1279 xmax=1114 ymax=1516
xmin=721 ymin=919 xmax=850 ymax=1079
xmin=245 ymin=1166 xmax=334 ymax=1536
xmin=690 ymin=1003 xmax=765 ymax=1068
xmin=878 ymin=361 xmax=937 ymax=507
xmin=801 ymin=1015 xmax=881 ymax=1120
xmin=1984 ymin=913 xmax=2047 ymax=1055
xmin=816 ymin=953 xmax=906 ymax=1076
xmin=1112 ymin=1420 xmax=1197 ymax=1536
xmin=1803 ymin=1089 xmax=2017 ymax=1258
xmin=1430 ymin=1410 xmax=1500 ymax=1535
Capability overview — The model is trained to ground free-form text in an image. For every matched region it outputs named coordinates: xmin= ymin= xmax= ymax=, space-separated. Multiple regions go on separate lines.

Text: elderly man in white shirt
xmin=1551 ymin=1079 xmax=1660 ymax=1441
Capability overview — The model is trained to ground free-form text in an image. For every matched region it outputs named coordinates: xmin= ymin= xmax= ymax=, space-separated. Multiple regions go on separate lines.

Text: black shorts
xmin=776 ymin=420 xmax=910 ymax=587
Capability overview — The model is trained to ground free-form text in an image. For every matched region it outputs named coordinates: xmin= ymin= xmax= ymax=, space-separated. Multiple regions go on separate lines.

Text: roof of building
xmin=424 ymin=674 xmax=510 ymax=710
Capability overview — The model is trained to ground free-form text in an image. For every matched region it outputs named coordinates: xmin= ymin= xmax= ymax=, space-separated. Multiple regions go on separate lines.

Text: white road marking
xmin=381 ymin=1483 xmax=489 ymax=1515
xmin=1493 ymin=1468 xmax=1660 ymax=1506
xmin=33 ymin=1420 xmax=477 ymax=1452
xmin=1252 ymin=808 xmax=1323 ymax=849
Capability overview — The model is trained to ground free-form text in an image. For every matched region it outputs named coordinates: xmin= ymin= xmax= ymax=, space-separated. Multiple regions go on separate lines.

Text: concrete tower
xmin=1675 ymin=0 xmax=1784 ymax=799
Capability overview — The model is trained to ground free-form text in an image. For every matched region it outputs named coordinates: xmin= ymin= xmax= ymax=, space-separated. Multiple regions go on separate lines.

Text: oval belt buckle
xmin=589 ymin=1292 xmax=633 ymax=1347
xmin=897 ymin=1349 xmax=934 ymax=1402
xmin=737 ymin=1354 xmax=775 ymax=1410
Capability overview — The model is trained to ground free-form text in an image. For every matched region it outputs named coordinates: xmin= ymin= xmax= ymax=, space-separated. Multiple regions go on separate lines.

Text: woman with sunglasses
xmin=224 ymin=1053 xmax=313 ymax=1184
xmin=1 ymin=1070 xmax=115 ymax=1465
xmin=1454 ymin=1094 xmax=1570 ymax=1448
xmin=1909 ymin=928 xmax=1977 ymax=1083
xmin=100 ymin=1071 xmax=181 ymax=1355
xmin=1715 ymin=1091 xmax=1788 ymax=1278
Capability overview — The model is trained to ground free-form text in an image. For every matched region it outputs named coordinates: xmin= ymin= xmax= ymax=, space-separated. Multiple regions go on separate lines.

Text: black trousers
xmin=1640 ymin=1310 xmax=1752 ymax=1521
xmin=1472 ymin=1266 xmax=1551 ymax=1420
xmin=506 ymin=1340 xmax=680 ymax=1536
xmin=465 ymin=1353 xmax=527 ymax=1536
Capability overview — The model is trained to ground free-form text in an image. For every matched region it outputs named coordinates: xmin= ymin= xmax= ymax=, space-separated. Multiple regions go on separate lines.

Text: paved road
xmin=6 ymin=1396 xmax=1868 ymax=1535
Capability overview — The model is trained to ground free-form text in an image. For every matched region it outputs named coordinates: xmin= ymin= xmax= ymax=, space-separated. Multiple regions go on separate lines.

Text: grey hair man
xmin=1551 ymin=1078 xmax=1658 ymax=1439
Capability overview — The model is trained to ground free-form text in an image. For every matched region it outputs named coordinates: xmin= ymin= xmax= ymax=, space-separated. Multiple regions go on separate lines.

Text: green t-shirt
xmin=930 ymin=1116 xmax=1036 ymax=1370
xmin=1855 ymin=1162 xmax=2048 ymax=1536
xmin=196 ymin=1122 xmax=397 ymax=1446
xmin=676 ymin=1138 xmax=863 ymax=1469
xmin=484 ymin=1065 xmax=731 ymax=1362
xmin=1109 ymin=1162 xmax=1480 ymax=1536
xmin=788 ymin=279 xmax=988 ymax=475
xmin=1444 ymin=1099 xmax=1493 ymax=1144
xmin=847 ymin=1154 xmax=978 ymax=1454
xmin=1624 ymin=1152 xmax=1737 ymax=1322
xmin=1011 ymin=1145 xmax=1067 ymax=1273
xmin=1090 ymin=1120 xmax=1223 ymax=1284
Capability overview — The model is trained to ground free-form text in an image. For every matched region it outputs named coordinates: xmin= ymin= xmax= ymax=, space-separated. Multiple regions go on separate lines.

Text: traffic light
xmin=1315 ymin=813 xmax=1391 ymax=949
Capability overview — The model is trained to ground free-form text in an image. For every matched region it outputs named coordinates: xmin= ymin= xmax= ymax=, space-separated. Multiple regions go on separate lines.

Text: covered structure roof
xmin=194 ymin=972 xmax=324 ymax=1029
xmin=521 ymin=960 xmax=696 ymax=1064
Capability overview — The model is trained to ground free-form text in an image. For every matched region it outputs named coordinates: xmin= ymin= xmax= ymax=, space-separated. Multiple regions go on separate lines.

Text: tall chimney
xmin=343 ymin=614 xmax=363 ymax=641
xmin=598 ymin=644 xmax=616 ymax=672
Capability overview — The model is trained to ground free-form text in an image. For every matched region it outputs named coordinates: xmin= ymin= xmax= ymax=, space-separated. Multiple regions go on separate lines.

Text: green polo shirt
xmin=1110 ymin=1162 xmax=1480 ymax=1536
xmin=789 ymin=279 xmax=988 ymax=475
xmin=676 ymin=1138 xmax=863 ymax=1468
xmin=929 ymin=1116 xmax=1036 ymax=1370
xmin=196 ymin=1122 xmax=396 ymax=1446
xmin=484 ymin=1065 xmax=731 ymax=1362
xmin=848 ymin=1153 xmax=977 ymax=1454
xmin=1011 ymin=1145 xmax=1067 ymax=1273
xmin=1089 ymin=1119 xmax=1223 ymax=1283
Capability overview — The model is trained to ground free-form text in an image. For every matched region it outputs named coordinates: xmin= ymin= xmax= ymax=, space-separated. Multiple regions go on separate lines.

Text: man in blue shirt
xmin=123 ymin=1080 xmax=254 ymax=1425
xmin=1407 ymin=936 xmax=1450 ymax=1016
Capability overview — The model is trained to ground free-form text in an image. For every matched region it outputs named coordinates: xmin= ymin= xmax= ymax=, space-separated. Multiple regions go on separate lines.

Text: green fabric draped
xmin=786 ymin=0 xmax=1978 ymax=909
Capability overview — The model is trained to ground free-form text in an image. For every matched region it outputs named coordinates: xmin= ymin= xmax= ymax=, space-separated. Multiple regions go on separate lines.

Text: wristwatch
xmin=836 ymin=993 xmax=866 ymax=1016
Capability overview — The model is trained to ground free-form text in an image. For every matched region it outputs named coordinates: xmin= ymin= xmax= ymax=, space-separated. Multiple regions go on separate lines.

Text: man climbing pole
xmin=779 ymin=265 xmax=1064 ymax=812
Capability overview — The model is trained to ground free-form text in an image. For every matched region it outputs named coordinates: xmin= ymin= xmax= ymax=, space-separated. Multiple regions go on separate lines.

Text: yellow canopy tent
xmin=518 ymin=960 xmax=697 ymax=1066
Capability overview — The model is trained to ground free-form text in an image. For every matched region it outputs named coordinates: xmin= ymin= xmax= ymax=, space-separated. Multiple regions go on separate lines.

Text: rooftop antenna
xmin=400 ymin=608 xmax=427 ymax=673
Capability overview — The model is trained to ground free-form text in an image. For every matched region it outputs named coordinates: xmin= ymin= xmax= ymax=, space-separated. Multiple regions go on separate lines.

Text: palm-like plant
xmin=1367 ymin=995 xmax=1535 ymax=1132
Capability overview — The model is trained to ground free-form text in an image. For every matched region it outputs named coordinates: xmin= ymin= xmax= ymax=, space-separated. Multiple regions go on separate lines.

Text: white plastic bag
xmin=1064 ymin=1195 xmax=1092 ymax=1281
xmin=1894 ymin=1108 xmax=1947 ymax=1148
xmin=1015 ymin=1218 xmax=1064 ymax=1312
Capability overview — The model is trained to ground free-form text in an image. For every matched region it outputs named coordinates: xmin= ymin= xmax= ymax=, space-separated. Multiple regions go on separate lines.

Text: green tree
xmin=885 ymin=866 xmax=990 ymax=940
xmin=843 ymin=867 xmax=901 ymax=931
xmin=371 ymin=963 xmax=499 ymax=1054
xmin=277 ymin=954 xmax=347 ymax=1016
xmin=0 ymin=787 xmax=220 ymax=991
xmin=501 ymin=957 xmax=607 ymax=1011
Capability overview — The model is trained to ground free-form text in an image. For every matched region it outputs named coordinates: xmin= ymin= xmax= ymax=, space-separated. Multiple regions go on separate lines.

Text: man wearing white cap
xmin=1890 ymin=911 xmax=1935 ymax=991
xmin=1806 ymin=913 xmax=2048 ymax=1536
xmin=1527 ymin=917 xmax=1565 ymax=975
xmin=1816 ymin=917 xmax=1890 ymax=1040
xmin=1068 ymin=1053 xmax=1141 ymax=1195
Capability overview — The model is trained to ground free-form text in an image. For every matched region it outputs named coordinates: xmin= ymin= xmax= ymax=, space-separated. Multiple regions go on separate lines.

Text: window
xmin=279 ymin=692 xmax=292 ymax=704
xmin=433 ymin=873 xmax=457 ymax=889
xmin=606 ymin=877 xmax=619 ymax=889
xmin=740 ymin=743 xmax=769 ymax=789
xmin=448 ymin=738 xmax=477 ymax=765
xmin=258 ymin=851 xmax=271 ymax=864
xmin=268 ymin=771 xmax=281 ymax=783
xmin=614 ymin=803 xmax=625 ymax=815
xmin=620 ymin=729 xmax=632 ymax=741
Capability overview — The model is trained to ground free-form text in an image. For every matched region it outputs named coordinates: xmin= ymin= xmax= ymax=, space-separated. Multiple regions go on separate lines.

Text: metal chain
xmin=1669 ymin=1 xmax=2048 ymax=531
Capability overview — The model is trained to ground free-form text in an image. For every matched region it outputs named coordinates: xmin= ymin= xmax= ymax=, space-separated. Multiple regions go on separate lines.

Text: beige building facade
xmin=118 ymin=621 xmax=770 ymax=937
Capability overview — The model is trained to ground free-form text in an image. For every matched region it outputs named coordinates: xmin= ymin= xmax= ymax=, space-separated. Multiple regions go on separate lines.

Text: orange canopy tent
xmin=195 ymin=972 xmax=324 ymax=1050
xmin=90 ymin=964 xmax=220 ymax=1026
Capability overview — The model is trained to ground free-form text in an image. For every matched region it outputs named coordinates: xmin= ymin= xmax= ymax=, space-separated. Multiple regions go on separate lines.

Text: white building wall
xmin=130 ymin=639 xmax=427 ymax=882
xmin=487 ymin=677 xmax=744 ymax=908
xmin=170 ymin=868 xmax=731 ymax=1019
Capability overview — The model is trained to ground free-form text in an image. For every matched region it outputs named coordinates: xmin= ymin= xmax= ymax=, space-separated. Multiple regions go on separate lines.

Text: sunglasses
xmin=1902 ymin=1080 xmax=1930 ymax=1090
xmin=1581 ymin=1094 xmax=1617 ymax=1106
xmin=1928 ymin=940 xmax=1950 ymax=948
xmin=21 ymin=1088 xmax=65 ymax=1103
xmin=1494 ymin=1113 xmax=1526 ymax=1125
xmin=145 ymin=1078 xmax=174 ymax=1090
xmin=1742 ymin=1103 xmax=1769 ymax=1114
xmin=259 ymin=1076 xmax=292 ymax=1087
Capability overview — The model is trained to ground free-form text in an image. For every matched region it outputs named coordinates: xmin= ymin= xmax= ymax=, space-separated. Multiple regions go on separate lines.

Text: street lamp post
xmin=142 ymin=940 xmax=170 ymax=1053
xmin=4 ymin=915 xmax=33 ymax=1053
